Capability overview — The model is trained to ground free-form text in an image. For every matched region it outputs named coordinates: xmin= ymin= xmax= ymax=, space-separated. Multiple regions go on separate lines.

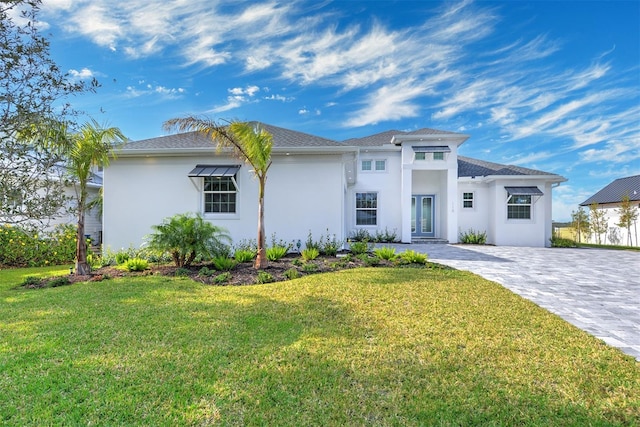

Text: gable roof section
xmin=118 ymin=121 xmax=344 ymax=153
xmin=343 ymin=128 xmax=459 ymax=146
xmin=458 ymin=156 xmax=561 ymax=178
xmin=580 ymin=175 xmax=640 ymax=205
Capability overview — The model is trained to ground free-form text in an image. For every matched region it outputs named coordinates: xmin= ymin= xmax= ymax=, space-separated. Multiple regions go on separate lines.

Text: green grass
xmin=1 ymin=266 xmax=639 ymax=426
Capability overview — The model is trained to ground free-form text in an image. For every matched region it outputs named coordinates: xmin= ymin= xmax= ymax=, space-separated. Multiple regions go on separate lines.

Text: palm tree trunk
xmin=76 ymin=190 xmax=90 ymax=275
xmin=254 ymin=178 xmax=268 ymax=269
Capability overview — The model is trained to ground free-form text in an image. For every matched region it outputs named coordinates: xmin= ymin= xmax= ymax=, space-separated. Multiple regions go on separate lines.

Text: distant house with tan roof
xmin=103 ymin=123 xmax=566 ymax=250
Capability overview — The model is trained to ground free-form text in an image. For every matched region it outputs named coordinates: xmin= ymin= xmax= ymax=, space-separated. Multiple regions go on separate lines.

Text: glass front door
xmin=411 ymin=195 xmax=435 ymax=237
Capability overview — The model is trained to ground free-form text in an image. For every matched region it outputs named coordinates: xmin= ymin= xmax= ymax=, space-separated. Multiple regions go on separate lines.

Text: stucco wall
xmin=103 ymin=153 xmax=346 ymax=251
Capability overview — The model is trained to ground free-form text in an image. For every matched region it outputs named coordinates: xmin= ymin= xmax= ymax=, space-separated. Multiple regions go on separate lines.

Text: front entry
xmin=411 ymin=195 xmax=435 ymax=237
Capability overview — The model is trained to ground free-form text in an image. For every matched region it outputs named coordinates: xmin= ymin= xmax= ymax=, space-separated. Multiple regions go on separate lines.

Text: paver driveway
xmin=390 ymin=244 xmax=640 ymax=361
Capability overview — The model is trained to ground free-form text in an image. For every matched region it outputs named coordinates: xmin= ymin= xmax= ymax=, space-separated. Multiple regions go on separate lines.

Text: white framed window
xmin=433 ymin=152 xmax=444 ymax=160
xmin=507 ymin=195 xmax=532 ymax=219
xmin=204 ymin=175 xmax=238 ymax=213
xmin=361 ymin=159 xmax=386 ymax=172
xmin=463 ymin=192 xmax=474 ymax=209
xmin=414 ymin=152 xmax=426 ymax=161
xmin=356 ymin=192 xmax=378 ymax=226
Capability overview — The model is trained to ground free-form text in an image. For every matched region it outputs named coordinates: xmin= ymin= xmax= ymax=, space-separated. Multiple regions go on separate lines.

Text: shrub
xmin=301 ymin=247 xmax=319 ymax=261
xmin=373 ymin=246 xmax=397 ymax=260
xmin=319 ymin=229 xmax=342 ymax=256
xmin=349 ymin=229 xmax=371 ymax=242
xmin=115 ymin=251 xmax=130 ymax=265
xmin=374 ymin=227 xmax=399 ymax=243
xmin=357 ymin=254 xmax=380 ymax=266
xmin=283 ymin=268 xmax=300 ymax=280
xmin=459 ymin=229 xmax=487 ymax=244
xmin=234 ymin=249 xmax=256 ymax=263
xmin=0 ymin=224 xmax=76 ymax=267
xmin=292 ymin=258 xmax=304 ymax=267
xmin=145 ymin=213 xmax=231 ymax=267
xmin=213 ymin=256 xmax=237 ymax=271
xmin=124 ymin=258 xmax=149 ymax=272
xmin=213 ymin=272 xmax=232 ymax=284
xmin=397 ymin=250 xmax=428 ymax=265
xmin=174 ymin=267 xmax=190 ymax=277
xmin=48 ymin=277 xmax=71 ymax=287
xmin=302 ymin=263 xmax=319 ymax=273
xmin=305 ymin=230 xmax=320 ymax=251
xmin=21 ymin=276 xmax=44 ymax=288
xmin=550 ymin=236 xmax=577 ymax=248
xmin=349 ymin=240 xmax=371 ymax=255
xmin=198 ymin=266 xmax=213 ymax=277
xmin=256 ymin=271 xmax=274 ymax=284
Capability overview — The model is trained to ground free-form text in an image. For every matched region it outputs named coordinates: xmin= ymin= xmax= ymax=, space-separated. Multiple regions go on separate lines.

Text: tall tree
xmin=1 ymin=0 xmax=96 ymax=227
xmin=588 ymin=203 xmax=608 ymax=245
xmin=163 ymin=118 xmax=273 ymax=269
xmin=45 ymin=120 xmax=126 ymax=275
xmin=615 ymin=193 xmax=638 ymax=246
xmin=570 ymin=206 xmax=590 ymax=243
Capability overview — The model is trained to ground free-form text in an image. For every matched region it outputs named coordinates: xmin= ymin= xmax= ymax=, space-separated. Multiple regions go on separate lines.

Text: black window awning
xmin=188 ymin=165 xmax=240 ymax=177
xmin=412 ymin=145 xmax=451 ymax=153
xmin=505 ymin=186 xmax=544 ymax=196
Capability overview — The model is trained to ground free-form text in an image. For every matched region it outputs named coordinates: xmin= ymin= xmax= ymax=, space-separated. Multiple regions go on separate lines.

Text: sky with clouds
xmin=34 ymin=0 xmax=639 ymax=221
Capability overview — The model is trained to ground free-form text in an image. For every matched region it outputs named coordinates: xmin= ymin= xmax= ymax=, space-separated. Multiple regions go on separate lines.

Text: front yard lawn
xmin=1 ymin=266 xmax=638 ymax=425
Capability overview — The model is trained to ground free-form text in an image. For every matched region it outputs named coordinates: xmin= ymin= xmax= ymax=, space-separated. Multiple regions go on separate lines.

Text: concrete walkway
xmin=388 ymin=243 xmax=640 ymax=361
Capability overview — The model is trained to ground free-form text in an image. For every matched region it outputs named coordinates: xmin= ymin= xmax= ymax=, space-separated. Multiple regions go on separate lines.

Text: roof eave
xmin=391 ymin=133 xmax=470 ymax=146
xmin=464 ymin=174 xmax=567 ymax=183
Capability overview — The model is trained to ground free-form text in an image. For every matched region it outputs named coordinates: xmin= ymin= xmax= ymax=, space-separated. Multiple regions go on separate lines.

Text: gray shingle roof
xmin=342 ymin=128 xmax=459 ymax=147
xmin=580 ymin=175 xmax=640 ymax=205
xmin=119 ymin=121 xmax=342 ymax=151
xmin=458 ymin=156 xmax=561 ymax=178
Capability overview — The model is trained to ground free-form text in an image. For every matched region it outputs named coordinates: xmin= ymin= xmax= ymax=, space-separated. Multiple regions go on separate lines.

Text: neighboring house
xmin=103 ymin=123 xmax=566 ymax=251
xmin=580 ymin=175 xmax=640 ymax=246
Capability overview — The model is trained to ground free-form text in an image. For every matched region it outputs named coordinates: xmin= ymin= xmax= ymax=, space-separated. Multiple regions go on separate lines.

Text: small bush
xmin=234 ymin=249 xmax=256 ymax=263
xmin=124 ymin=258 xmax=149 ymax=272
xmin=550 ymin=236 xmax=577 ymax=248
xmin=349 ymin=229 xmax=371 ymax=242
xmin=302 ymin=263 xmax=319 ymax=273
xmin=305 ymin=230 xmax=321 ymax=251
xmin=349 ymin=240 xmax=371 ymax=255
xmin=373 ymin=227 xmax=399 ymax=243
xmin=319 ymin=229 xmax=342 ymax=256
xmin=115 ymin=251 xmax=130 ymax=265
xmin=459 ymin=229 xmax=487 ymax=244
xmin=373 ymin=246 xmax=397 ymax=260
xmin=21 ymin=276 xmax=44 ymax=288
xmin=174 ymin=267 xmax=190 ymax=277
xmin=283 ymin=268 xmax=300 ymax=280
xmin=256 ymin=270 xmax=274 ymax=284
xmin=48 ymin=277 xmax=71 ymax=287
xmin=292 ymin=258 xmax=304 ymax=267
xmin=357 ymin=254 xmax=380 ymax=266
xmin=301 ymin=247 xmax=319 ymax=261
xmin=266 ymin=246 xmax=288 ymax=261
xmin=198 ymin=266 xmax=213 ymax=277
xmin=397 ymin=250 xmax=428 ymax=265
xmin=213 ymin=272 xmax=232 ymax=284
xmin=213 ymin=256 xmax=237 ymax=271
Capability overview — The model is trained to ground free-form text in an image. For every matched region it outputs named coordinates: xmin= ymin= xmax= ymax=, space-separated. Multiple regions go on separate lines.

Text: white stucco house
xmin=103 ymin=123 xmax=566 ymax=251
xmin=580 ymin=175 xmax=640 ymax=246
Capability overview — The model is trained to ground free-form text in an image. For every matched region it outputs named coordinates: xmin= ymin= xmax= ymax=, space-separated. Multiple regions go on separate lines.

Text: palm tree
xmin=58 ymin=120 xmax=126 ymax=275
xmin=163 ymin=117 xmax=273 ymax=269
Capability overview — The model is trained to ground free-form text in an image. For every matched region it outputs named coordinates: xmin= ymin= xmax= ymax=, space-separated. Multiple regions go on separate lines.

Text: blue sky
xmin=33 ymin=0 xmax=639 ymax=221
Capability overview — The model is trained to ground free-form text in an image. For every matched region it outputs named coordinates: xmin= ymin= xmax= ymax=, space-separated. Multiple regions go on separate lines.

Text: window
xmin=415 ymin=152 xmax=426 ymax=161
xmin=361 ymin=159 xmax=386 ymax=172
xmin=433 ymin=152 xmax=444 ymax=160
xmin=507 ymin=195 xmax=531 ymax=219
xmin=204 ymin=175 xmax=238 ymax=213
xmin=356 ymin=192 xmax=377 ymax=226
xmin=463 ymin=192 xmax=474 ymax=208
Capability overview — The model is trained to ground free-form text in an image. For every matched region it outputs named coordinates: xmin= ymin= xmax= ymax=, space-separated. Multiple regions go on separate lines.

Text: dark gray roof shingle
xmin=580 ymin=175 xmax=640 ymax=205
xmin=119 ymin=121 xmax=342 ymax=151
xmin=458 ymin=156 xmax=560 ymax=178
